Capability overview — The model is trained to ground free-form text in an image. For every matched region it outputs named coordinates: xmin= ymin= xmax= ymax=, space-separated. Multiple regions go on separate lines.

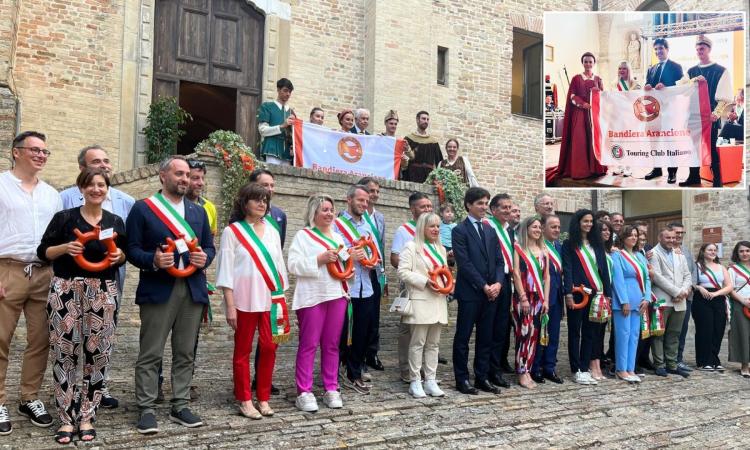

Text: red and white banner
xmin=591 ymin=80 xmax=712 ymax=167
xmin=293 ymin=119 xmax=403 ymax=179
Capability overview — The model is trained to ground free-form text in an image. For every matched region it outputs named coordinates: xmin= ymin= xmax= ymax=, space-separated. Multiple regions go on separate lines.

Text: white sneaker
xmin=295 ymin=392 xmax=318 ymax=413
xmin=322 ymin=391 xmax=343 ymax=409
xmin=574 ymin=370 xmax=591 ymax=385
xmin=409 ymin=381 xmax=426 ymax=398
xmin=423 ymin=380 xmax=445 ymax=397
xmin=623 ymin=167 xmax=632 ymax=177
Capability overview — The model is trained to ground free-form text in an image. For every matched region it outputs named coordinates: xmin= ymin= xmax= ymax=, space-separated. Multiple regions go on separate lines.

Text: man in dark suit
xmin=643 ymin=38 xmax=684 ymax=184
xmin=451 ymin=187 xmax=504 ymax=395
xmin=351 ymin=108 xmax=371 ymax=135
xmin=531 ymin=214 xmax=565 ymax=384
xmin=127 ymin=155 xmax=215 ymax=435
xmin=485 ymin=193 xmax=514 ymax=387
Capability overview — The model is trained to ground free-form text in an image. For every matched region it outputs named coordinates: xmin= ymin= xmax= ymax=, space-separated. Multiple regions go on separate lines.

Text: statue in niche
xmin=627 ymin=32 xmax=641 ymax=70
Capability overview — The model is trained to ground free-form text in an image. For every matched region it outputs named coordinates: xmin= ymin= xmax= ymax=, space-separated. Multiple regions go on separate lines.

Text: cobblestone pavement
xmin=2 ymin=292 xmax=750 ymax=449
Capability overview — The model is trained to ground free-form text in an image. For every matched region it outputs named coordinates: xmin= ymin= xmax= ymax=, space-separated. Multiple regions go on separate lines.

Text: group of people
xmin=556 ymin=34 xmax=742 ymax=187
xmin=256 ymin=78 xmax=480 ymax=186
xmin=2 ymin=131 xmax=750 ymax=446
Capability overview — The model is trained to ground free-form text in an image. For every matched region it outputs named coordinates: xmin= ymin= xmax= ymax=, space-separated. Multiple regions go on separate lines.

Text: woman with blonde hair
xmin=612 ymin=60 xmax=641 ymax=177
xmin=511 ymin=216 xmax=550 ymax=388
xmin=288 ymin=195 xmax=350 ymax=412
xmin=397 ymin=212 xmax=450 ymax=398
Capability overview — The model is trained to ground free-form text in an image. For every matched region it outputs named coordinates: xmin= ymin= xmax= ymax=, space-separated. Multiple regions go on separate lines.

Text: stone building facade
xmin=0 ymin=0 xmax=747 ymax=252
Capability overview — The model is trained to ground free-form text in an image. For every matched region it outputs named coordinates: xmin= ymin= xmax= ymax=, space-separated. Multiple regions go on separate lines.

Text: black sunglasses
xmin=187 ymin=159 xmax=206 ymax=170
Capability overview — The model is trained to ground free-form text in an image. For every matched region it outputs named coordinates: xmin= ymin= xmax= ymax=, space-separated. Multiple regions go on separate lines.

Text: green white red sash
xmin=620 ymin=250 xmax=648 ymax=296
xmin=144 ymin=193 xmax=197 ymax=240
xmin=617 ymin=79 xmax=629 ymax=91
xmin=363 ymin=211 xmax=385 ymax=267
xmin=402 ymin=220 xmax=416 ymax=237
xmin=701 ymin=265 xmax=722 ymax=289
xmin=334 ymin=216 xmax=363 ymax=244
xmin=730 ymin=263 xmax=750 ymax=286
xmin=606 ymin=253 xmax=613 ymax=284
xmin=421 ymin=241 xmax=446 ymax=269
xmin=575 ymin=244 xmax=604 ymax=293
xmin=485 ymin=217 xmax=513 ymax=271
xmin=545 ymin=240 xmax=562 ymax=274
xmin=303 ymin=227 xmax=354 ymax=345
xmin=229 ymin=220 xmax=290 ymax=343
xmin=514 ymin=243 xmax=545 ymax=302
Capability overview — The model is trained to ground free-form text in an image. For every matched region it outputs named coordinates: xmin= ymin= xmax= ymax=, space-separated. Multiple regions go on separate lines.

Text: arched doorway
xmin=636 ymin=0 xmax=670 ymax=11
xmin=152 ymin=0 xmax=264 ymax=154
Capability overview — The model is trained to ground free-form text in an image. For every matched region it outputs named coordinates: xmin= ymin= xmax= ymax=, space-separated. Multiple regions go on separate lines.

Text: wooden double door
xmin=153 ymin=0 xmax=264 ymax=151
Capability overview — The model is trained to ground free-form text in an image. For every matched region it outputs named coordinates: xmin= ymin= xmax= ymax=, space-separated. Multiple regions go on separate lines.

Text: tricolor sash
xmin=701 ymin=265 xmax=722 ymax=289
xmin=620 ymin=250 xmax=648 ymax=296
xmin=730 ymin=263 xmax=750 ymax=286
xmin=514 ymin=243 xmax=545 ymax=302
xmin=605 ymin=253 xmax=613 ymax=284
xmin=144 ymin=193 xmax=197 ymax=241
xmin=402 ymin=220 xmax=416 ymax=237
xmin=229 ymin=220 xmax=290 ymax=343
xmin=363 ymin=211 xmax=385 ymax=263
xmin=545 ymin=240 xmax=562 ymax=274
xmin=335 ymin=215 xmax=376 ymax=263
xmin=617 ymin=79 xmax=629 ymax=91
xmin=486 ymin=217 xmax=513 ymax=272
xmin=575 ymin=245 xmax=604 ymax=294
xmin=303 ymin=227 xmax=354 ymax=345
xmin=421 ymin=241 xmax=446 ymax=269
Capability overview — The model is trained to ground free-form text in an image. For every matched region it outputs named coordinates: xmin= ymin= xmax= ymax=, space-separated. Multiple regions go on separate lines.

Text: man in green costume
xmin=258 ymin=78 xmax=295 ymax=165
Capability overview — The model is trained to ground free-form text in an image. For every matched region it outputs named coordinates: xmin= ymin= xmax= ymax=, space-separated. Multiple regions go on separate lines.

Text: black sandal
xmin=54 ymin=430 xmax=75 ymax=445
xmin=78 ymin=428 xmax=96 ymax=442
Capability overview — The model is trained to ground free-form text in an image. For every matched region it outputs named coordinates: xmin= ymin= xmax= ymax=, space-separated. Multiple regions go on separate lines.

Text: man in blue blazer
xmin=643 ymin=38 xmax=684 ymax=184
xmin=531 ymin=214 xmax=565 ymax=384
xmin=126 ymin=155 xmax=215 ymax=434
xmin=60 ymin=145 xmax=135 ymax=408
xmin=451 ymin=187 xmax=504 ymax=395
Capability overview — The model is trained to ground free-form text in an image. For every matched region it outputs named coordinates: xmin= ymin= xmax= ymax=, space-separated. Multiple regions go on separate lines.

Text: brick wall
xmin=0 ymin=86 xmax=16 ymax=171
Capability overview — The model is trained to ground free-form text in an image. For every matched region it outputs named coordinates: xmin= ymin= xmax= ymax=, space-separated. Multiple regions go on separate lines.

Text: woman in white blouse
xmin=397 ymin=212 xmax=449 ymax=398
xmin=288 ymin=195 xmax=350 ymax=412
xmin=216 ymin=183 xmax=287 ymax=419
xmin=437 ymin=139 xmax=479 ymax=187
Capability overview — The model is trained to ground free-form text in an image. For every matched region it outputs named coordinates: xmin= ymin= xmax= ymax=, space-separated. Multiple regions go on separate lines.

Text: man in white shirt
xmin=391 ymin=192 xmax=433 ymax=382
xmin=0 ymin=131 xmax=62 ymax=435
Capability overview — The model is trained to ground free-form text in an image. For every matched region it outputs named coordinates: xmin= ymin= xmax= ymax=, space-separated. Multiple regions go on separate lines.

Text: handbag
xmin=389 ymin=282 xmax=412 ymax=316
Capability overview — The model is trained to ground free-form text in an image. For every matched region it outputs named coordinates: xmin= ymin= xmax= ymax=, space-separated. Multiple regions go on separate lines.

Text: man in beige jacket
xmin=648 ymin=228 xmax=692 ymax=378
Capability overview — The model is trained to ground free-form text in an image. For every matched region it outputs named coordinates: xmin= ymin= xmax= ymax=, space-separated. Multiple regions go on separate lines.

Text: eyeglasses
xmin=15 ymin=146 xmax=51 ymax=157
xmin=187 ymin=159 xmax=206 ymax=170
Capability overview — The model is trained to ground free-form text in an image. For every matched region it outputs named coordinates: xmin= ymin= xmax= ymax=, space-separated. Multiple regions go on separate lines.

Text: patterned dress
xmin=512 ymin=251 xmax=547 ymax=374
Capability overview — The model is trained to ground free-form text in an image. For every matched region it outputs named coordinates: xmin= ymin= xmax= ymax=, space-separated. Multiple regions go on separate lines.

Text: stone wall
xmin=0 ymin=86 xmax=16 ymax=171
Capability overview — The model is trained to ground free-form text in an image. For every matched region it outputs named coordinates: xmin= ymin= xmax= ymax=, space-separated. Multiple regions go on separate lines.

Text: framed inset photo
xmin=545 ymin=44 xmax=554 ymax=62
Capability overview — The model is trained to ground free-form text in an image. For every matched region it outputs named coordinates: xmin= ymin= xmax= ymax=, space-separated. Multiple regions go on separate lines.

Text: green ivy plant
xmin=426 ymin=167 xmax=467 ymax=220
xmin=194 ymin=130 xmax=259 ymax=226
xmin=143 ymin=96 xmax=192 ymax=164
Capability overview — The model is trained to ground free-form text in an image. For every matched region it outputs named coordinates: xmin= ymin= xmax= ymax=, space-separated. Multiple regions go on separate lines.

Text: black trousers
xmin=453 ymin=298 xmax=497 ymax=384
xmin=365 ymin=270 xmax=382 ymax=360
xmin=692 ymin=289 xmax=727 ymax=367
xmin=341 ymin=294 xmax=378 ymax=380
xmin=489 ymin=274 xmax=512 ymax=376
xmin=636 ymin=336 xmax=652 ymax=368
xmin=591 ymin=322 xmax=607 ymax=360
xmin=567 ymin=297 xmax=597 ymax=373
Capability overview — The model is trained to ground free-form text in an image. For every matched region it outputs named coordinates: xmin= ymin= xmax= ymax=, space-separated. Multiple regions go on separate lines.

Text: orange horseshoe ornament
xmin=72 ymin=225 xmax=118 ymax=272
xmin=163 ymin=235 xmax=201 ymax=278
xmin=428 ymin=265 xmax=454 ymax=295
xmin=326 ymin=245 xmax=354 ymax=280
xmin=355 ymin=235 xmax=380 ymax=268
xmin=569 ymin=285 xmax=592 ymax=310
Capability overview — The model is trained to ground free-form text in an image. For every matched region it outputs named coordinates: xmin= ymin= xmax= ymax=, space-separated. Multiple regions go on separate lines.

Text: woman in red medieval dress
xmin=557 ymin=52 xmax=607 ymax=179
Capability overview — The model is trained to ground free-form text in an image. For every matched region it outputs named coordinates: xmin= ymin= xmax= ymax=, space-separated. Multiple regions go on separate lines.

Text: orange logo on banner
xmin=633 ymin=96 xmax=660 ymax=122
xmin=338 ymin=136 xmax=363 ymax=163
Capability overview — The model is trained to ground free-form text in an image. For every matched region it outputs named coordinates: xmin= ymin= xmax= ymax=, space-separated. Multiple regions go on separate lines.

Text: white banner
xmin=293 ymin=119 xmax=403 ymax=179
xmin=591 ymin=81 xmax=711 ymax=167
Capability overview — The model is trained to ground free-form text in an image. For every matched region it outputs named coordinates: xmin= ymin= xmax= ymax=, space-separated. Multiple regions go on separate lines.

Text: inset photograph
xmin=544 ymin=11 xmax=745 ymax=189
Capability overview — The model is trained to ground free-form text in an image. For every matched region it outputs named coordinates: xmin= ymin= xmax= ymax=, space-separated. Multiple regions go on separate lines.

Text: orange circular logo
xmin=337 ymin=137 xmax=363 ymax=163
xmin=633 ymin=96 xmax=660 ymax=122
